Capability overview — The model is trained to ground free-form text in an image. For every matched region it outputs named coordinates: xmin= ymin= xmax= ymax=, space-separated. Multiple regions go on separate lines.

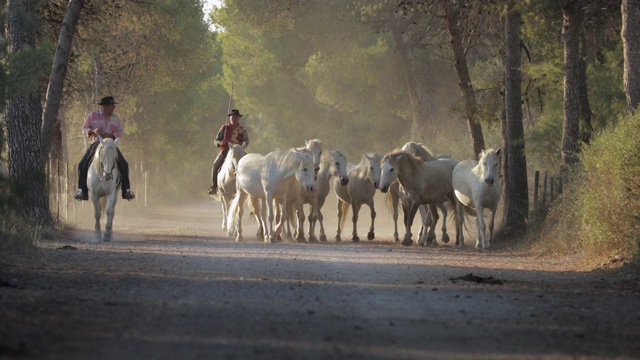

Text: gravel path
xmin=1 ymin=198 xmax=639 ymax=359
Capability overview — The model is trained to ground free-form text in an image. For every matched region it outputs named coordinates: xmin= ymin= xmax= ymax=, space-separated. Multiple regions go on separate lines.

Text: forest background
xmin=1 ymin=0 xmax=639 ymax=265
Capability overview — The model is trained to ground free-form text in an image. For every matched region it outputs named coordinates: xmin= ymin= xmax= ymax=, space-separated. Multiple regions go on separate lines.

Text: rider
xmin=74 ymin=96 xmax=135 ymax=201
xmin=208 ymin=109 xmax=249 ymax=195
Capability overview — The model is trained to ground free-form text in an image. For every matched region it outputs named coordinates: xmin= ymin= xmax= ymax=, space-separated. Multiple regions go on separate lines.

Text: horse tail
xmin=339 ymin=200 xmax=350 ymax=230
xmin=385 ymin=189 xmax=395 ymax=216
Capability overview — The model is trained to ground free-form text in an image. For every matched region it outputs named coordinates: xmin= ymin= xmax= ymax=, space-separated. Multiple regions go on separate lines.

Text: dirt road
xmin=1 ymin=198 xmax=639 ymax=359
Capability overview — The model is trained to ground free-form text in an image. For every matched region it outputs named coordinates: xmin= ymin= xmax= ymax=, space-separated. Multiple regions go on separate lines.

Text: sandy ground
xmin=1 ymin=193 xmax=640 ymax=359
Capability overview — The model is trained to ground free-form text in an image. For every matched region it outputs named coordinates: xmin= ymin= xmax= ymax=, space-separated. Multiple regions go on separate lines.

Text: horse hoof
xmin=297 ymin=237 xmax=306 ymax=243
xmin=308 ymin=236 xmax=318 ymax=243
xmin=418 ymin=241 xmax=426 ymax=247
xmin=401 ymin=239 xmax=413 ymax=246
xmin=367 ymin=231 xmax=374 ymax=240
xmin=351 ymin=236 xmax=360 ymax=242
xmin=319 ymin=235 xmax=327 ymax=242
xmin=335 ymin=236 xmax=341 ymax=242
xmin=441 ymin=233 xmax=450 ymax=244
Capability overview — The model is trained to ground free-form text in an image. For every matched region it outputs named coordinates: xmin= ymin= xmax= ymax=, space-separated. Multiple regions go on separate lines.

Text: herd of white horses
xmin=212 ymin=139 xmax=502 ymax=250
xmin=84 ymin=137 xmax=501 ymax=249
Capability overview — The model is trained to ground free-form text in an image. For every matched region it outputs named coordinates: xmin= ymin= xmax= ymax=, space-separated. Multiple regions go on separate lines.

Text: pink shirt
xmin=82 ymin=110 xmax=124 ymax=143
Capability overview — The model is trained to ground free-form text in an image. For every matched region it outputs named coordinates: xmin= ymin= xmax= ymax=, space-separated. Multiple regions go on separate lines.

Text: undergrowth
xmin=527 ymin=112 xmax=640 ymax=265
xmin=0 ymin=175 xmax=41 ymax=257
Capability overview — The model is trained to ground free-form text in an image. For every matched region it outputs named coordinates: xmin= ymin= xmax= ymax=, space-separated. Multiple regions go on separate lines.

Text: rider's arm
xmin=241 ymin=129 xmax=249 ymax=148
xmin=81 ymin=112 xmax=94 ymax=136
xmin=214 ymin=125 xmax=226 ymax=148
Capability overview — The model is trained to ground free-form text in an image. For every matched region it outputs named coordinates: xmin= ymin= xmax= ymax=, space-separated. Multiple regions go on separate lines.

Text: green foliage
xmin=577 ymin=112 xmax=640 ymax=260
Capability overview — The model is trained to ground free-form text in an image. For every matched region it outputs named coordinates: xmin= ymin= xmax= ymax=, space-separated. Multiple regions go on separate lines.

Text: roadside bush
xmin=578 ymin=112 xmax=640 ymax=261
xmin=0 ymin=175 xmax=41 ymax=256
xmin=530 ymin=112 xmax=640 ymax=265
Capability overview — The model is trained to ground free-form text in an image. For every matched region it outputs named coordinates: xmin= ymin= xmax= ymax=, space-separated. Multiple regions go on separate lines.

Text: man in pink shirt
xmin=74 ymin=96 xmax=135 ymax=201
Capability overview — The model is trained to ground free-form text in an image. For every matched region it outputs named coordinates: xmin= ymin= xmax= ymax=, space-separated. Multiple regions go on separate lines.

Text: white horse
xmin=333 ymin=152 xmax=382 ymax=242
xmin=87 ymin=137 xmax=120 ymax=242
xmin=379 ymin=150 xmax=456 ymax=246
xmin=297 ymin=150 xmax=349 ymax=242
xmin=452 ymin=148 xmax=502 ymax=250
xmin=212 ymin=143 xmax=247 ymax=232
xmin=227 ymin=149 xmax=316 ymax=243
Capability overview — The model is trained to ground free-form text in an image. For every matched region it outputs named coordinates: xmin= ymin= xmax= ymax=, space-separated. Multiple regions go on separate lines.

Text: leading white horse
xmin=297 ymin=150 xmax=349 ymax=242
xmin=212 ymin=143 xmax=247 ymax=232
xmin=333 ymin=152 xmax=382 ymax=242
xmin=452 ymin=148 xmax=501 ymax=250
xmin=87 ymin=137 xmax=120 ymax=242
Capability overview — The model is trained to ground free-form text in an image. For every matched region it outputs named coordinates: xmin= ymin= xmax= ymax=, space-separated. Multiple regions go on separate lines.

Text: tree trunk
xmin=41 ymin=0 xmax=84 ymax=163
xmin=561 ymin=0 xmax=582 ymax=174
xmin=6 ymin=0 xmax=51 ymax=224
xmin=442 ymin=0 xmax=485 ymax=158
xmin=622 ymin=0 xmax=640 ymax=113
xmin=503 ymin=8 xmax=528 ymax=236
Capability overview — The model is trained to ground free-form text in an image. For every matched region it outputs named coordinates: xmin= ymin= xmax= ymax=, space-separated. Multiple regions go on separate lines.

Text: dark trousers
xmin=211 ymin=148 xmax=229 ymax=187
xmin=78 ymin=142 xmax=131 ymax=197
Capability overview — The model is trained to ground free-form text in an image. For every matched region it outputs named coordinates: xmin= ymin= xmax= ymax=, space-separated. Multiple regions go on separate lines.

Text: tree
xmin=622 ymin=0 xmax=640 ymax=113
xmin=502 ymin=5 xmax=528 ymax=235
xmin=441 ymin=0 xmax=485 ymax=158
xmin=3 ymin=0 xmax=83 ymax=224
xmin=561 ymin=0 xmax=582 ymax=174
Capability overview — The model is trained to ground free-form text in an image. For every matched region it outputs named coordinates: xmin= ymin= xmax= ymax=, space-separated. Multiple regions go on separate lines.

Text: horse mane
xmin=401 ymin=142 xmax=438 ymax=162
xmin=472 ymin=148 xmax=500 ymax=177
xmin=384 ymin=150 xmax=423 ymax=174
xmin=270 ymin=149 xmax=310 ymax=169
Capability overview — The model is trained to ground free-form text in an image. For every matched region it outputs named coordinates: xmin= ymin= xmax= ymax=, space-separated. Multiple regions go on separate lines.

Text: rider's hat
xmin=98 ymin=96 xmax=117 ymax=105
xmin=227 ymin=109 xmax=243 ymax=117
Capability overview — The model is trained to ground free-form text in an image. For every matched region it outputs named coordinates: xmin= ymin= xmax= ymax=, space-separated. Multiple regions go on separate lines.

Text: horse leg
xmin=221 ymin=196 xmax=228 ymax=232
xmin=335 ymin=199 xmax=343 ymax=242
xmin=475 ymin=205 xmax=486 ymax=250
xmin=454 ymin=198 xmax=465 ymax=248
xmin=487 ymin=209 xmax=496 ymax=250
xmin=103 ymin=196 xmax=116 ymax=242
xmin=235 ymin=192 xmax=247 ymax=242
xmin=351 ymin=203 xmax=362 ymax=242
xmin=402 ymin=202 xmax=419 ymax=246
xmin=417 ymin=205 xmax=430 ymax=246
xmin=307 ymin=203 xmax=318 ymax=242
xmin=391 ymin=190 xmax=400 ymax=243
xmin=295 ymin=203 xmax=306 ymax=242
xmin=425 ymin=203 xmax=439 ymax=246
xmin=438 ymin=202 xmax=450 ymax=244
xmin=92 ymin=197 xmax=102 ymax=241
xmin=401 ymin=200 xmax=413 ymax=245
xmin=366 ymin=199 xmax=376 ymax=241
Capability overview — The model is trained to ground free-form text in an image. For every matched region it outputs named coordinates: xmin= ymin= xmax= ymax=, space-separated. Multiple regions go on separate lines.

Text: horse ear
xmin=98 ymin=136 xmax=104 ymax=145
xmin=479 ymin=148 xmax=486 ymax=157
xmin=114 ymin=137 xmax=120 ymax=146
xmin=305 ymin=139 xmax=310 ymax=146
xmin=495 ymin=148 xmax=501 ymax=156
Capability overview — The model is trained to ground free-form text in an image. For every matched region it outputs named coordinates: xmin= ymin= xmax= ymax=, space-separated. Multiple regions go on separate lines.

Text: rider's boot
xmin=74 ymin=188 xmax=88 ymax=201
xmin=123 ymin=189 xmax=135 ymax=200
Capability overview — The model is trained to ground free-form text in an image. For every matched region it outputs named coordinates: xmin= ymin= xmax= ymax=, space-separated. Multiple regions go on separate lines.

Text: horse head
xmin=363 ymin=152 xmax=382 ymax=190
xmin=478 ymin=148 xmax=501 ymax=187
xmin=96 ymin=136 xmax=119 ymax=181
xmin=294 ymin=151 xmax=317 ymax=194
xmin=379 ymin=152 xmax=404 ymax=193
xmin=329 ymin=150 xmax=349 ymax=186
xmin=227 ymin=143 xmax=248 ymax=174
xmin=304 ymin=139 xmax=323 ymax=175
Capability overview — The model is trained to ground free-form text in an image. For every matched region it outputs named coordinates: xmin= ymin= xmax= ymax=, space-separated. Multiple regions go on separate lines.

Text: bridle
xmin=98 ymin=146 xmax=117 ymax=181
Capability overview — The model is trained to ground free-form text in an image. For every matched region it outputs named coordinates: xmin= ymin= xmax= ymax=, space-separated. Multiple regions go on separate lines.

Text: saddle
xmin=88 ymin=129 xmax=116 ymax=141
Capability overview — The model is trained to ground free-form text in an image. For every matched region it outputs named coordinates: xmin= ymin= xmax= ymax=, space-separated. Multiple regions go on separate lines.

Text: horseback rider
xmin=208 ymin=109 xmax=249 ymax=195
xmin=74 ymin=96 xmax=135 ymax=201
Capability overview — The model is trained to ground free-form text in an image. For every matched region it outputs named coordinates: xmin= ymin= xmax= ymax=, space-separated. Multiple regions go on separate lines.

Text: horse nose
xmin=307 ymin=185 xmax=316 ymax=194
xmin=341 ymin=177 xmax=349 ymax=186
xmin=485 ymin=178 xmax=494 ymax=186
xmin=380 ymin=185 xmax=388 ymax=193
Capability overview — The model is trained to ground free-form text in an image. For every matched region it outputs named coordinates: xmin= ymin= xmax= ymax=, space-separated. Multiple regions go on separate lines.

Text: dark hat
xmin=98 ymin=96 xmax=117 ymax=105
xmin=227 ymin=109 xmax=243 ymax=117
